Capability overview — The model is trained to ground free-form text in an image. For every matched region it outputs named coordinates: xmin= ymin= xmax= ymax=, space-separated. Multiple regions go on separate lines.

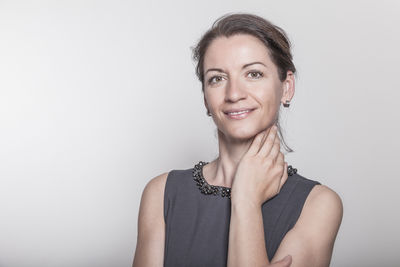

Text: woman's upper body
xmin=162 ymin=162 xmax=330 ymax=266
xmin=132 ymin=165 xmax=342 ymax=267
xmin=133 ymin=13 xmax=343 ymax=267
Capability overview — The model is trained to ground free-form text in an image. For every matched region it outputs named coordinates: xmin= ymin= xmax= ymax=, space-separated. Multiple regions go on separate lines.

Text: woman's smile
xmin=224 ymin=108 xmax=256 ymax=120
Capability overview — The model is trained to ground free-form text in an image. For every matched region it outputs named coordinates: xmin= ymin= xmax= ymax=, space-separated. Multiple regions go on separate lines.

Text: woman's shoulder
xmin=284 ymin=174 xmax=343 ymax=251
xmin=144 ymin=172 xmax=169 ymax=195
xmin=307 ymin=184 xmax=343 ymax=213
xmin=144 ymin=165 xmax=194 ymax=195
xmin=134 ymin=172 xmax=169 ymax=266
xmin=291 ymin=172 xmax=342 ymax=211
xmin=297 ymin=174 xmax=343 ymax=230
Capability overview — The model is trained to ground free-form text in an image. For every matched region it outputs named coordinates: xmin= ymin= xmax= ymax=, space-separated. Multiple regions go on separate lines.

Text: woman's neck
xmin=202 ymin=130 xmax=253 ymax=188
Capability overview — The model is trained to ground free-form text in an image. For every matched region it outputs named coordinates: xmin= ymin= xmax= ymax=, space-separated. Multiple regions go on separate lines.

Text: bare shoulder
xmin=143 ymin=172 xmax=169 ymax=198
xmin=139 ymin=172 xmax=169 ymax=223
xmin=295 ymin=184 xmax=343 ymax=241
xmin=132 ymin=172 xmax=169 ymax=267
xmin=271 ymin=184 xmax=343 ymax=266
xmin=305 ymin=184 xmax=343 ymax=221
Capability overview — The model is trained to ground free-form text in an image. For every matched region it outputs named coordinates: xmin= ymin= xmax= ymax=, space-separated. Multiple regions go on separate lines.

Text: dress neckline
xmin=192 ymin=160 xmax=298 ymax=199
xmin=192 ymin=161 xmax=232 ymax=198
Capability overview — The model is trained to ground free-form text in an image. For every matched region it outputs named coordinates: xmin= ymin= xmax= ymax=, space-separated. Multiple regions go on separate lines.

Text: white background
xmin=1 ymin=0 xmax=399 ymax=266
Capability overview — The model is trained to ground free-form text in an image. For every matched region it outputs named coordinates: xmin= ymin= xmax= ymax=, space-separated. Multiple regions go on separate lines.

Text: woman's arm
xmin=132 ymin=173 xmax=168 ymax=267
xmin=227 ymin=126 xmax=293 ymax=267
xmin=228 ymin=199 xmax=292 ymax=267
xmin=271 ymin=185 xmax=343 ymax=267
xmin=227 ymin=184 xmax=342 ymax=267
xmin=227 ymin=125 xmax=342 ymax=266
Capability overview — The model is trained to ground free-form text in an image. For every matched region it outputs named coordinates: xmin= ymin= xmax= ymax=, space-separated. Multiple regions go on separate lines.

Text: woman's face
xmin=203 ymin=33 xmax=294 ymax=142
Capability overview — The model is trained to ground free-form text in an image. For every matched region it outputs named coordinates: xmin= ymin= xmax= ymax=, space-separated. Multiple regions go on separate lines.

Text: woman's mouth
xmin=224 ymin=109 xmax=255 ymax=120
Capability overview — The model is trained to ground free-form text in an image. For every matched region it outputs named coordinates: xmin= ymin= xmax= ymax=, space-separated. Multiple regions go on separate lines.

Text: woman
xmin=133 ymin=13 xmax=343 ymax=267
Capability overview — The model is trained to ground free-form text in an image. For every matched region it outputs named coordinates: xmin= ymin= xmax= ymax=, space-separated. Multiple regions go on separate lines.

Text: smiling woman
xmin=201 ymin=34 xmax=292 ymax=146
xmin=132 ymin=13 xmax=343 ymax=267
xmin=194 ymin=14 xmax=297 ymax=152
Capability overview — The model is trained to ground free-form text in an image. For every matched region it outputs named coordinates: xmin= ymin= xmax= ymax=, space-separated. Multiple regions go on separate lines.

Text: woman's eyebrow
xmin=242 ymin=61 xmax=267 ymax=69
xmin=205 ymin=68 xmax=225 ymax=74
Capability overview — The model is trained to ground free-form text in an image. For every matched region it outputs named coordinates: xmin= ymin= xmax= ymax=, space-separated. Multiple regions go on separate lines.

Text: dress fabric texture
xmin=163 ymin=164 xmax=321 ymax=267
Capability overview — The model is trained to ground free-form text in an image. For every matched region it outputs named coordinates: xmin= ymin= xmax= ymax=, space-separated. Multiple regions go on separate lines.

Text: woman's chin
xmin=219 ymin=129 xmax=258 ymax=143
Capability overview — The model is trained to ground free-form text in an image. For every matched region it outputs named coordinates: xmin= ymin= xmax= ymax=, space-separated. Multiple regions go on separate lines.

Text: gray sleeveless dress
xmin=163 ymin=162 xmax=320 ymax=267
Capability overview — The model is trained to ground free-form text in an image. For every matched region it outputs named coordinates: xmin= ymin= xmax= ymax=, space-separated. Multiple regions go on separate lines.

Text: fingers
xmin=258 ymin=125 xmax=278 ymax=156
xmin=270 ymin=255 xmax=292 ymax=267
xmin=277 ymin=161 xmax=288 ymax=194
xmin=267 ymin=136 xmax=281 ymax=162
xmin=247 ymin=131 xmax=266 ymax=156
xmin=247 ymin=127 xmax=271 ymax=156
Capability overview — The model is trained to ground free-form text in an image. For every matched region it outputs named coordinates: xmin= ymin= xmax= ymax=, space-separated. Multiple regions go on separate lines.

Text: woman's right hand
xmin=231 ymin=125 xmax=288 ymax=208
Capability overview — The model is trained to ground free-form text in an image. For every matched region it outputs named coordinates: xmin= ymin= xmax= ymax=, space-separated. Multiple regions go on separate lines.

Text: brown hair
xmin=192 ymin=12 xmax=296 ymax=153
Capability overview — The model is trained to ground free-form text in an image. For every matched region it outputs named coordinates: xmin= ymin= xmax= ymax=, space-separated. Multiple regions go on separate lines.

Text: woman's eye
xmin=247 ymin=71 xmax=263 ymax=79
xmin=208 ymin=76 xmax=224 ymax=84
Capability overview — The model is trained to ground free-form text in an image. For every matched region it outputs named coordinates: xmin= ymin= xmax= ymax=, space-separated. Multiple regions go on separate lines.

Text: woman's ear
xmin=280 ymin=71 xmax=295 ymax=104
xmin=203 ymin=95 xmax=211 ymax=115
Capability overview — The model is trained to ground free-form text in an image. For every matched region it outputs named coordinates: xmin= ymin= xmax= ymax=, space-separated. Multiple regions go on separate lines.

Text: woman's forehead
xmin=203 ymin=34 xmax=273 ymax=71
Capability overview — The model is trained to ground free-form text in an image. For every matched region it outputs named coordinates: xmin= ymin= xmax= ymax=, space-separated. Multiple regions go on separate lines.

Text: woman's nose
xmin=224 ymin=79 xmax=247 ymax=103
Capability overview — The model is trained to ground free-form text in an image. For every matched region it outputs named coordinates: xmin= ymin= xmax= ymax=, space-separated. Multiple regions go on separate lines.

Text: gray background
xmin=1 ymin=0 xmax=399 ymax=266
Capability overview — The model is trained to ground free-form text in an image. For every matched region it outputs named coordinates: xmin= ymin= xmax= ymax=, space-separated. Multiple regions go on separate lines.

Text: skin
xmin=132 ymin=34 xmax=343 ymax=267
xmin=201 ymin=34 xmax=294 ymax=189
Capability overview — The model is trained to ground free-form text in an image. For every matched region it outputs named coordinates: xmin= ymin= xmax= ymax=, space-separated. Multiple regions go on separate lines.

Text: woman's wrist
xmin=231 ymin=191 xmax=262 ymax=210
xmin=228 ymin=194 xmax=270 ymax=267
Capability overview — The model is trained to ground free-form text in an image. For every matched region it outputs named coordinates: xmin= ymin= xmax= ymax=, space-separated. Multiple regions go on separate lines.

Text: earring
xmin=283 ymin=100 xmax=290 ymax=108
xmin=207 ymin=110 xmax=212 ymax=116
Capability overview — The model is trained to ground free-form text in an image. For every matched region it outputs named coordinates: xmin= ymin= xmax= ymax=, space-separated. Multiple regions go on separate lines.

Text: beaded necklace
xmin=192 ymin=161 xmax=297 ymax=199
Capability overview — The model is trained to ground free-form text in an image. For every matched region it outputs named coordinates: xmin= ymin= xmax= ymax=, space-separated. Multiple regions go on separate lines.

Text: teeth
xmin=228 ymin=110 xmax=250 ymax=115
